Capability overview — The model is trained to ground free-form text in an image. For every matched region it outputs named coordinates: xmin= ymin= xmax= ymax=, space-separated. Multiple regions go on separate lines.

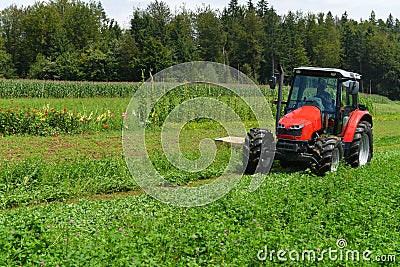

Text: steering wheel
xmin=301 ymin=97 xmax=324 ymax=111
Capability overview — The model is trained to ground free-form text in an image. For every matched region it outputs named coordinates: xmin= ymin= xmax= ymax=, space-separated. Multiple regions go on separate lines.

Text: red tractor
xmin=243 ymin=65 xmax=373 ymax=176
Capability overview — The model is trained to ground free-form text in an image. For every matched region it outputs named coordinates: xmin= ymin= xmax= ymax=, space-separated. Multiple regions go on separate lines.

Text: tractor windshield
xmin=286 ymin=75 xmax=338 ymax=114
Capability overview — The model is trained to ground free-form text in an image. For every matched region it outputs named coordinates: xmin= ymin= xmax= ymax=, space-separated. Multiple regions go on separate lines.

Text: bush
xmin=359 ymin=95 xmax=376 ymax=115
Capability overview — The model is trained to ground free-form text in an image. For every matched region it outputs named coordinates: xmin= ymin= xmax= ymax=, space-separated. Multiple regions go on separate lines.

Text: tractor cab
xmin=279 ymin=67 xmax=363 ymax=139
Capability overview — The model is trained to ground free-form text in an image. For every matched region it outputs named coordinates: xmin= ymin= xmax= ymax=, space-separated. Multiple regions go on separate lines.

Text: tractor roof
xmin=294 ymin=67 xmax=361 ymax=80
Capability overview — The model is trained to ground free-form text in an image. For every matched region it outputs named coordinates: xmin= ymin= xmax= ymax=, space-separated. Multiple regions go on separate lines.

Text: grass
xmin=0 ymin=93 xmax=399 ymax=265
xmin=374 ymin=102 xmax=400 ymax=121
xmin=0 ymin=125 xmax=234 ymax=209
xmin=0 ymin=132 xmax=123 ymax=162
xmin=1 ymin=147 xmax=399 ymax=265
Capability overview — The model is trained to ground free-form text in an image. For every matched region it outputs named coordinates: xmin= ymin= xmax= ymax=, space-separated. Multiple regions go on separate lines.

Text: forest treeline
xmin=0 ymin=0 xmax=399 ymax=99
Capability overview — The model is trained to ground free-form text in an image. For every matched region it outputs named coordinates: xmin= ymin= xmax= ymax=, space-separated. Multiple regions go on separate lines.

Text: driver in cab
xmin=316 ymin=82 xmax=334 ymax=111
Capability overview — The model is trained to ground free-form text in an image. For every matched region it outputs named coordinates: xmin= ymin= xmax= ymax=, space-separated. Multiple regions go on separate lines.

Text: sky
xmin=1 ymin=0 xmax=399 ymax=28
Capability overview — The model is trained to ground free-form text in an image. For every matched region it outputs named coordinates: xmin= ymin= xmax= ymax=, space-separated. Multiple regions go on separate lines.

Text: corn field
xmin=0 ymin=80 xmax=140 ymax=98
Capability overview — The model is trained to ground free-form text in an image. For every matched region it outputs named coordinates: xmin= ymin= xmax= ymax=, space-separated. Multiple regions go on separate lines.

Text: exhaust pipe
xmin=275 ymin=65 xmax=284 ymax=133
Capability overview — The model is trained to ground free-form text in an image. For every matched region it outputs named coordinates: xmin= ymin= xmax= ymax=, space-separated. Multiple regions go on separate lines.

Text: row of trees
xmin=0 ymin=0 xmax=399 ymax=99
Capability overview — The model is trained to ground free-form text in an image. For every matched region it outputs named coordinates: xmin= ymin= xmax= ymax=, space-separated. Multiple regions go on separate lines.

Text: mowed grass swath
xmin=0 ymin=79 xmax=399 ymax=265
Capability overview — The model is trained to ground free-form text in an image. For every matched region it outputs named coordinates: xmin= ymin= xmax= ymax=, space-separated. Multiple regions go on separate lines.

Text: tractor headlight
xmin=289 ymin=124 xmax=304 ymax=130
xmin=278 ymin=123 xmax=285 ymax=129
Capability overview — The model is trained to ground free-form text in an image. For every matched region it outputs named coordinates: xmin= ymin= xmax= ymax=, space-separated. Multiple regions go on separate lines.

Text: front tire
xmin=243 ymin=128 xmax=275 ymax=174
xmin=314 ymin=136 xmax=344 ymax=176
xmin=346 ymin=121 xmax=373 ymax=167
xmin=279 ymin=160 xmax=308 ymax=170
xmin=279 ymin=160 xmax=293 ymax=169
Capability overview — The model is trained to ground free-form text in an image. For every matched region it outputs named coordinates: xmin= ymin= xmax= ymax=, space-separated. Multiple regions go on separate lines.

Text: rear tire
xmin=346 ymin=121 xmax=373 ymax=167
xmin=314 ymin=136 xmax=344 ymax=176
xmin=243 ymin=128 xmax=275 ymax=174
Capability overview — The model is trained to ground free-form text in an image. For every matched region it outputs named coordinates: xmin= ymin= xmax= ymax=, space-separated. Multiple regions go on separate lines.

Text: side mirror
xmin=269 ymin=76 xmax=277 ymax=89
xmin=349 ymin=81 xmax=359 ymax=95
